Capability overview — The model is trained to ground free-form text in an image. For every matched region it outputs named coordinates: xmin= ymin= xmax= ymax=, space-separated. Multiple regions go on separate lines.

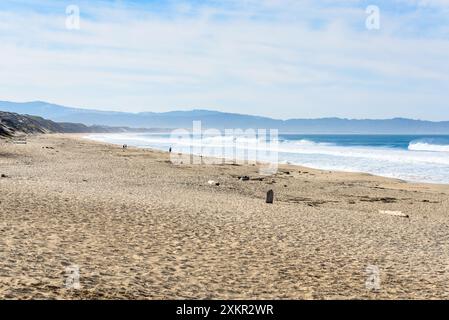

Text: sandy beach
xmin=1 ymin=133 xmax=449 ymax=299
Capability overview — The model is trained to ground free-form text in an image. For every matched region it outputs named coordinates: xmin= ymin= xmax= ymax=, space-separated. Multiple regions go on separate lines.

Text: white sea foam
xmin=408 ymin=142 xmax=449 ymax=152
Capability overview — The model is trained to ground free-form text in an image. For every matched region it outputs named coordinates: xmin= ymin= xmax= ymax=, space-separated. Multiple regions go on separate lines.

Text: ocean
xmin=85 ymin=133 xmax=449 ymax=184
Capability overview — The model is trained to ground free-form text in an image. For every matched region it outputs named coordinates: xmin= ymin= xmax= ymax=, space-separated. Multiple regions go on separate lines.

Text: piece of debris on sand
xmin=208 ymin=180 xmax=220 ymax=186
xmin=266 ymin=190 xmax=274 ymax=204
xmin=379 ymin=210 xmax=409 ymax=218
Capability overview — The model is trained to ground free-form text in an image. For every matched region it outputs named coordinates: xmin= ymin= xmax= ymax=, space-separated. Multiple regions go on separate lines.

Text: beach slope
xmin=1 ymin=134 xmax=449 ymax=299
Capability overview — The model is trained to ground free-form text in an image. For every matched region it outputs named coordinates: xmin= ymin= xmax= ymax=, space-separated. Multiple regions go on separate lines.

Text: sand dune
xmin=1 ymin=134 xmax=449 ymax=299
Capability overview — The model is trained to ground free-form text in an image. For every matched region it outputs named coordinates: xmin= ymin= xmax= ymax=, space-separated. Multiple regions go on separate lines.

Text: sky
xmin=0 ymin=0 xmax=449 ymax=120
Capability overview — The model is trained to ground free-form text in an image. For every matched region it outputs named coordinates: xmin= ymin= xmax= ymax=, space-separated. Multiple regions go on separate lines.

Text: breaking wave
xmin=408 ymin=140 xmax=449 ymax=152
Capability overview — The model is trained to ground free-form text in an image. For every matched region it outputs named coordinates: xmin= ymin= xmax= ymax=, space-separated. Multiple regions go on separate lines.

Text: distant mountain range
xmin=2 ymin=100 xmax=449 ymax=134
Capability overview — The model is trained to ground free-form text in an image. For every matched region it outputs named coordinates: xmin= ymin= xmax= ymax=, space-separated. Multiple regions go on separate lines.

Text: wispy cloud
xmin=0 ymin=0 xmax=448 ymax=120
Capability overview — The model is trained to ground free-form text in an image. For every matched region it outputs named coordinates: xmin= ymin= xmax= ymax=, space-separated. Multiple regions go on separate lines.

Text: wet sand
xmin=1 ymin=134 xmax=449 ymax=299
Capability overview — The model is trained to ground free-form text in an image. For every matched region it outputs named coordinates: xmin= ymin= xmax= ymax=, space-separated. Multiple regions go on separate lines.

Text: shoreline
xmin=80 ymin=133 xmax=449 ymax=189
xmin=2 ymin=133 xmax=449 ymax=299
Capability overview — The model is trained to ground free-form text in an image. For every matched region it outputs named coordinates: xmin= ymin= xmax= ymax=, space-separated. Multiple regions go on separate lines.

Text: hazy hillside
xmin=1 ymin=111 xmax=63 ymax=137
xmin=0 ymin=111 xmax=127 ymax=138
xmin=2 ymin=100 xmax=449 ymax=133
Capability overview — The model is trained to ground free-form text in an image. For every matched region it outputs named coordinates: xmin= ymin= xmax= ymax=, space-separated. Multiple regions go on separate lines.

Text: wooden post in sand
xmin=266 ymin=190 xmax=274 ymax=204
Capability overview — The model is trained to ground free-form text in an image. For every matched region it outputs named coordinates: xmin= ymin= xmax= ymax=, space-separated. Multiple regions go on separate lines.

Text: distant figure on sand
xmin=169 ymin=147 xmax=172 ymax=153
xmin=123 ymin=144 xmax=128 ymax=150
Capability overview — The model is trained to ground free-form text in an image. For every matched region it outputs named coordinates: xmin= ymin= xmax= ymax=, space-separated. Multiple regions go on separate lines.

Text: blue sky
xmin=0 ymin=0 xmax=449 ymax=120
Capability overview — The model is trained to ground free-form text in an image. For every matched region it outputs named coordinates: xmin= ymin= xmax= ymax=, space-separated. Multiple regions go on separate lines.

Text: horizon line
xmin=1 ymin=99 xmax=449 ymax=123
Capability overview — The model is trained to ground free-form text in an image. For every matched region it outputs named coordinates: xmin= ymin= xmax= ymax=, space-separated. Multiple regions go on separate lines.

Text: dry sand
xmin=1 ymin=134 xmax=449 ymax=299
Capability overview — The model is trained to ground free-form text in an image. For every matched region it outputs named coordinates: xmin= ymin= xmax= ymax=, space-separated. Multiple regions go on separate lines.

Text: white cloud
xmin=0 ymin=0 xmax=448 ymax=120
